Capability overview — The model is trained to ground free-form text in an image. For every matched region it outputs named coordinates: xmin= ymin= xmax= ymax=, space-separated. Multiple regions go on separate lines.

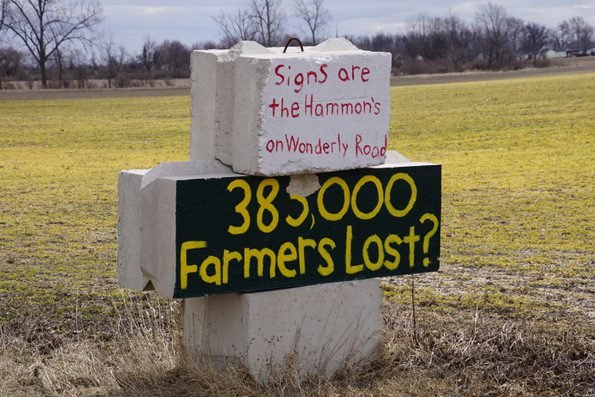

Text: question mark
xmin=419 ymin=213 xmax=439 ymax=267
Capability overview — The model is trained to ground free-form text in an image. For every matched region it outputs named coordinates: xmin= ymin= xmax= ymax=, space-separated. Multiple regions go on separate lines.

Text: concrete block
xmin=190 ymin=38 xmax=392 ymax=176
xmin=231 ymin=39 xmax=392 ymax=176
xmin=117 ymin=169 xmax=150 ymax=290
xmin=190 ymin=42 xmax=271 ymax=164
xmin=183 ymin=279 xmax=382 ymax=380
xmin=119 ymin=160 xmax=389 ymax=380
xmin=117 ymin=160 xmax=234 ymax=296
xmin=189 ymin=50 xmax=218 ymax=162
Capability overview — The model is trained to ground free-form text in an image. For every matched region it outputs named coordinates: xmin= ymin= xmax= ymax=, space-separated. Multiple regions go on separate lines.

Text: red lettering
xmin=269 ymin=97 xmax=280 ymax=117
xmin=319 ymin=64 xmax=328 ymax=83
xmin=274 ymin=64 xmax=285 ymax=86
xmin=373 ymin=97 xmax=381 ymax=115
xmin=361 ymin=67 xmax=370 ymax=82
xmin=275 ymin=63 xmax=329 ymax=93
xmin=355 ymin=134 xmax=387 ymax=158
xmin=294 ymin=72 xmax=304 ymax=93
xmin=337 ymin=64 xmax=371 ymax=83
xmin=354 ymin=103 xmax=363 ymax=114
xmin=338 ymin=67 xmax=350 ymax=82
xmin=266 ymin=139 xmax=275 ymax=153
xmin=355 ymin=134 xmax=363 ymax=156
xmin=265 ymin=139 xmax=285 ymax=153
xmin=291 ymin=102 xmax=300 ymax=118
xmin=269 ymin=97 xmax=300 ymax=118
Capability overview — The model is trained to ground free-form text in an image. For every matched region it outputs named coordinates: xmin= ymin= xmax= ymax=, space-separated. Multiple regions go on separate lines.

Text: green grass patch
xmin=392 ymin=74 xmax=594 ymax=276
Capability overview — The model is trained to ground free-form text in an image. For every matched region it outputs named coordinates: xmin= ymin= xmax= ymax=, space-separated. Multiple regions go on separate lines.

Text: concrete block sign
xmin=118 ymin=38 xmax=441 ymax=380
xmin=190 ymin=38 xmax=392 ymax=176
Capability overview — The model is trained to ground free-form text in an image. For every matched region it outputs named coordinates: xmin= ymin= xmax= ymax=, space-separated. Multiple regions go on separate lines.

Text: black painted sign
xmin=174 ymin=164 xmax=440 ymax=298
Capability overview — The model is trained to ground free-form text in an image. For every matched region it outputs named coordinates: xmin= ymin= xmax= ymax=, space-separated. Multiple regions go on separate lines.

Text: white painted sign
xmin=190 ymin=39 xmax=392 ymax=176
xmin=257 ymin=53 xmax=391 ymax=175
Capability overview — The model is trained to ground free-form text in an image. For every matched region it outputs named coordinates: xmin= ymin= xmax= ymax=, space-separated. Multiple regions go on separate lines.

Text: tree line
xmin=352 ymin=4 xmax=594 ymax=74
xmin=0 ymin=0 xmax=593 ymax=89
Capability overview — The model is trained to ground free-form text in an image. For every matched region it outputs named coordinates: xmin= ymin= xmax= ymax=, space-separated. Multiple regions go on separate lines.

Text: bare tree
xmin=559 ymin=16 xmax=594 ymax=52
xmin=68 ymin=47 xmax=89 ymax=88
xmin=522 ymin=22 xmax=548 ymax=57
xmin=52 ymin=46 xmax=66 ymax=86
xmin=250 ymin=0 xmax=285 ymax=47
xmin=0 ymin=46 xmax=22 ymax=88
xmin=213 ymin=9 xmax=258 ymax=47
xmin=214 ymin=1 xmax=285 ymax=47
xmin=443 ymin=15 xmax=472 ymax=71
xmin=154 ymin=40 xmax=190 ymax=77
xmin=0 ymin=0 xmax=7 ymax=32
xmin=294 ymin=0 xmax=331 ymax=45
xmin=138 ymin=36 xmax=157 ymax=74
xmin=475 ymin=3 xmax=511 ymax=69
xmin=100 ymin=35 xmax=126 ymax=88
xmin=506 ymin=17 xmax=524 ymax=54
xmin=404 ymin=14 xmax=433 ymax=58
xmin=4 ymin=0 xmax=102 ymax=88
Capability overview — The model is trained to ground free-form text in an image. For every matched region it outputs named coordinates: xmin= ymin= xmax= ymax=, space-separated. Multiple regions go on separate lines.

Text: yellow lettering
xmin=244 ymin=247 xmax=276 ymax=278
xmin=199 ymin=256 xmax=222 ymax=285
xmin=385 ymin=172 xmax=417 ymax=218
xmin=363 ymin=234 xmax=384 ymax=271
xmin=227 ymin=179 xmax=251 ymax=235
xmin=351 ymin=175 xmax=383 ymax=220
xmin=180 ymin=241 xmax=206 ymax=290
xmin=256 ymin=178 xmax=280 ymax=233
xmin=403 ymin=226 xmax=420 ymax=268
xmin=318 ymin=176 xmax=350 ymax=221
xmin=317 ymin=237 xmax=336 ymax=276
xmin=298 ymin=237 xmax=316 ymax=275
xmin=286 ymin=194 xmax=309 ymax=228
xmin=345 ymin=225 xmax=364 ymax=274
xmin=223 ymin=249 xmax=242 ymax=284
xmin=384 ymin=234 xmax=402 ymax=270
xmin=277 ymin=242 xmax=298 ymax=278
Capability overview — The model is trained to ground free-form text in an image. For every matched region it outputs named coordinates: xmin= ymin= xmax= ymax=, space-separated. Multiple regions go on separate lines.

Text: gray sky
xmin=100 ymin=0 xmax=595 ymax=51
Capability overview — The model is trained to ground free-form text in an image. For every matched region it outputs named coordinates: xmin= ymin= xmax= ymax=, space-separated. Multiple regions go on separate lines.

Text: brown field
xmin=392 ymin=56 xmax=595 ymax=86
xmin=1 ymin=56 xmax=593 ymax=100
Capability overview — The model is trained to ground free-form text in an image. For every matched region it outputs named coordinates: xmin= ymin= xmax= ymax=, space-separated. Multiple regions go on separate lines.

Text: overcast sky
xmin=100 ymin=0 xmax=595 ymax=51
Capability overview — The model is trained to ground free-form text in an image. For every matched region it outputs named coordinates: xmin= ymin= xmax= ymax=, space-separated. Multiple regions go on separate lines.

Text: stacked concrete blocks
xmin=190 ymin=38 xmax=392 ymax=176
xmin=119 ymin=38 xmax=394 ymax=381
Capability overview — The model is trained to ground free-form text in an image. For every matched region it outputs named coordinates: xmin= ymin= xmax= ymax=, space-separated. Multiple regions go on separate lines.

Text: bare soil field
xmin=393 ymin=56 xmax=595 ymax=86
xmin=1 ymin=57 xmax=593 ymax=100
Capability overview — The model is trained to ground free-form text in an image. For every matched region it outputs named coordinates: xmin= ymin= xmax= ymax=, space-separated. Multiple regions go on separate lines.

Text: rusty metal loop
xmin=283 ymin=37 xmax=304 ymax=53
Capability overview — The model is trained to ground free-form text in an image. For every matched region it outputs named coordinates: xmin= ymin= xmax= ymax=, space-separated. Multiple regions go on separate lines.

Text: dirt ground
xmin=0 ymin=57 xmax=593 ymax=100
xmin=392 ymin=56 xmax=595 ymax=86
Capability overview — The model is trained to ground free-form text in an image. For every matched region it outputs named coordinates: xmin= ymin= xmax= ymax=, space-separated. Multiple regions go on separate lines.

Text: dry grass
xmin=1 ymin=72 xmax=594 ymax=396
xmin=1 ymin=297 xmax=591 ymax=396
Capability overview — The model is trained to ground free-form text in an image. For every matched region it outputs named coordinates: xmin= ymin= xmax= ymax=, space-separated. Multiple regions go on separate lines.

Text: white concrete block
xmin=140 ymin=160 xmax=236 ymax=297
xmin=190 ymin=42 xmax=271 ymax=164
xmin=183 ymin=279 xmax=382 ymax=380
xmin=139 ymin=175 xmax=178 ymax=296
xmin=231 ymin=41 xmax=392 ymax=175
xmin=119 ymin=160 xmax=390 ymax=380
xmin=117 ymin=161 xmax=235 ymax=296
xmin=190 ymin=50 xmax=218 ymax=162
xmin=117 ymin=169 xmax=150 ymax=290
xmin=190 ymin=39 xmax=392 ymax=176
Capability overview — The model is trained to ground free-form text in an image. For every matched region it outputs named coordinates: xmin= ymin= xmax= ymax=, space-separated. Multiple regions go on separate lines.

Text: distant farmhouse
xmin=538 ymin=48 xmax=566 ymax=59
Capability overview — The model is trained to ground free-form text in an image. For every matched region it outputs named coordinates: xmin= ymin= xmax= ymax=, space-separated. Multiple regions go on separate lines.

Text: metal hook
xmin=283 ymin=38 xmax=304 ymax=53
